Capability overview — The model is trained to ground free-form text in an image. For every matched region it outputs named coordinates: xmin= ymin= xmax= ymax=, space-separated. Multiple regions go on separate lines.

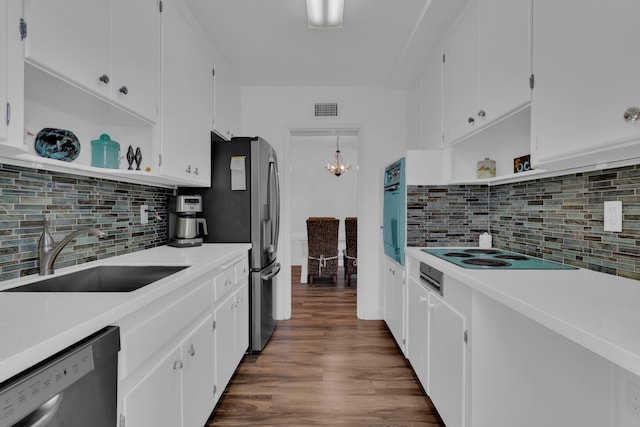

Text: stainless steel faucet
xmin=38 ymin=217 xmax=108 ymax=275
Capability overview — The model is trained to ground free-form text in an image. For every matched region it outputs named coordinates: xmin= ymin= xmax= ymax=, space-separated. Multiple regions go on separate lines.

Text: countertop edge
xmin=0 ymin=243 xmax=251 ymax=383
xmin=405 ymin=247 xmax=640 ymax=378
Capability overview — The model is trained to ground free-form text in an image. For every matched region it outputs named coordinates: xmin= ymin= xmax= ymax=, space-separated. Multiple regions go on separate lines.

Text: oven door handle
xmin=261 ymin=263 xmax=281 ymax=280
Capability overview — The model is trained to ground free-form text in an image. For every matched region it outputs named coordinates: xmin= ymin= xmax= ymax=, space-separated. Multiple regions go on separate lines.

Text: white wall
xmin=241 ymin=86 xmax=407 ymax=320
xmin=291 ymin=134 xmax=358 ymax=235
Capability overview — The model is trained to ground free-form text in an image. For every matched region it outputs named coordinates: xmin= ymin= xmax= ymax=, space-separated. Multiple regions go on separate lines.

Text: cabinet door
xmin=384 ymin=260 xmax=404 ymax=351
xmin=23 ymin=0 xmax=111 ymax=98
xmin=477 ymin=0 xmax=531 ymax=125
xmin=160 ymin=0 xmax=212 ymax=185
xmin=235 ymin=281 xmax=249 ymax=359
xmin=407 ymin=278 xmax=429 ymax=390
xmin=531 ymin=0 xmax=640 ymax=168
xmin=429 ymin=293 xmax=466 ymax=427
xmin=444 ymin=1 xmax=478 ymax=144
xmin=122 ymin=347 xmax=182 ymax=427
xmin=0 ymin=1 xmax=8 ymax=143
xmin=214 ymin=291 xmax=237 ymax=397
xmin=212 ymin=59 xmax=229 ymax=140
xmin=182 ymin=315 xmax=215 ymax=427
xmin=111 ymin=0 xmax=160 ymax=122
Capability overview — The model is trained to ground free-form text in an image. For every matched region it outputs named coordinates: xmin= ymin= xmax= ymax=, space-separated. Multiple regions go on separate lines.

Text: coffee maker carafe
xmin=168 ymin=195 xmax=208 ymax=247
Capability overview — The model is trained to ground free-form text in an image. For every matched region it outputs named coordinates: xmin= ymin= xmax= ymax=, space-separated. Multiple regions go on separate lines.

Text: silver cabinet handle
xmin=194 ymin=167 xmax=199 ymax=175
xmin=478 ymin=110 xmax=486 ymax=117
xmin=623 ymin=107 xmax=640 ymax=122
xmin=99 ymin=74 xmax=110 ymax=84
xmin=186 ymin=165 xmax=192 ymax=174
xmin=188 ymin=344 xmax=195 ymax=357
xmin=173 ymin=360 xmax=183 ymax=371
xmin=119 ymin=86 xmax=128 ymax=95
xmin=468 ymin=117 xmax=475 ymax=124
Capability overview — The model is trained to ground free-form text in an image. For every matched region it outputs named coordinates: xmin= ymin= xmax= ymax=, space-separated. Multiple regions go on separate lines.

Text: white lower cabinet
xmin=214 ymin=291 xmax=236 ymax=397
xmin=118 ymin=252 xmax=249 ymax=427
xmin=122 ymin=346 xmax=181 ymax=427
xmin=383 ymin=257 xmax=405 ymax=353
xmin=407 ymin=278 xmax=429 ymax=389
xmin=428 ymin=291 xmax=467 ymax=427
xmin=181 ymin=315 xmax=215 ymax=427
xmin=122 ymin=314 xmax=214 ymax=427
xmin=214 ymin=280 xmax=249 ymax=400
xmin=406 ymin=256 xmax=470 ymax=427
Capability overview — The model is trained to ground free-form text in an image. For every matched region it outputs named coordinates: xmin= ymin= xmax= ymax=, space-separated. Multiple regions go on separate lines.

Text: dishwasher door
xmin=0 ymin=326 xmax=120 ymax=427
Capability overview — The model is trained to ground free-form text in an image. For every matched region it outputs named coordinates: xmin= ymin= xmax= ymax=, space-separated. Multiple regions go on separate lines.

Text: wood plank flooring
xmin=205 ymin=267 xmax=445 ymax=427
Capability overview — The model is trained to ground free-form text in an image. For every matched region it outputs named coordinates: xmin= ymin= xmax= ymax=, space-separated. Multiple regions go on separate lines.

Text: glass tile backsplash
xmin=407 ymin=164 xmax=640 ymax=281
xmin=0 ymin=163 xmax=172 ymax=281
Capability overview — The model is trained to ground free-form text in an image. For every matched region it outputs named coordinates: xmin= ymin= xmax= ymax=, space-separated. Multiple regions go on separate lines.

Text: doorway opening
xmin=289 ymin=130 xmax=359 ymax=289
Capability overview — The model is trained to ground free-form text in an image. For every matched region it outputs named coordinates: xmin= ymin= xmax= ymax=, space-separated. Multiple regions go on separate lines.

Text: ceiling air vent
xmin=314 ymin=102 xmax=338 ymax=118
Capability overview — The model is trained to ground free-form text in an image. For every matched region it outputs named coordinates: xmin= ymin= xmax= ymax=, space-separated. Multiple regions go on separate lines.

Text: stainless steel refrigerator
xmin=181 ymin=134 xmax=280 ymax=352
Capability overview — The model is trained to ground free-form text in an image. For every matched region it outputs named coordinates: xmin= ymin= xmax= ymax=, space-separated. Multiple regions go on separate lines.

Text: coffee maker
xmin=168 ymin=195 xmax=208 ymax=247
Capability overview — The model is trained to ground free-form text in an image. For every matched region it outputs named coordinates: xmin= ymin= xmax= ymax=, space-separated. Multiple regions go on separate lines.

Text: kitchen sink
xmin=3 ymin=265 xmax=189 ymax=293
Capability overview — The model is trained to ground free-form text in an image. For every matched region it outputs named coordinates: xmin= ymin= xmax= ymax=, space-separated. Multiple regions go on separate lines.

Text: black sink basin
xmin=3 ymin=265 xmax=189 ymax=292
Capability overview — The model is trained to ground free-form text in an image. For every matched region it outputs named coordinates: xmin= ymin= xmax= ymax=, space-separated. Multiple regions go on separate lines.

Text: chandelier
xmin=324 ymin=136 xmax=351 ymax=177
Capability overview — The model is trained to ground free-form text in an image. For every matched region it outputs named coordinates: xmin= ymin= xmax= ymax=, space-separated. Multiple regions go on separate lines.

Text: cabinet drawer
xmin=235 ymin=257 xmax=249 ymax=282
xmin=214 ymin=268 xmax=235 ymax=301
xmin=120 ymin=280 xmax=212 ymax=378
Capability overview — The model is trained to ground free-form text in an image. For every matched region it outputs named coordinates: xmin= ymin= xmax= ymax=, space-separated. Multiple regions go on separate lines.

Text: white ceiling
xmin=184 ymin=0 xmax=468 ymax=89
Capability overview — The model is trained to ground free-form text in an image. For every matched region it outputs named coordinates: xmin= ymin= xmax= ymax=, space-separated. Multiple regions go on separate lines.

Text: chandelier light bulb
xmin=324 ymin=136 xmax=351 ymax=177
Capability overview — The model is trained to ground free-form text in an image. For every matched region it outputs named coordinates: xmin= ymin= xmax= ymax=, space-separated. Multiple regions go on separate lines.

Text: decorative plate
xmin=34 ymin=128 xmax=81 ymax=162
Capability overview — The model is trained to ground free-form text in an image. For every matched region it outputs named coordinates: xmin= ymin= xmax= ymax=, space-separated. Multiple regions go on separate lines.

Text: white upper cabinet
xmin=160 ymin=0 xmax=212 ymax=186
xmin=531 ymin=0 xmax=640 ymax=170
xmin=444 ymin=0 xmax=478 ymax=144
xmin=477 ymin=0 xmax=531 ymax=126
xmin=23 ymin=0 xmax=161 ymax=123
xmin=444 ymin=0 xmax=531 ymax=145
xmin=111 ymin=0 xmax=161 ymax=122
xmin=23 ymin=0 xmax=111 ymax=98
xmin=0 ymin=1 xmax=24 ymax=152
xmin=212 ymin=56 xmax=241 ymax=141
xmin=421 ymin=52 xmax=444 ymax=150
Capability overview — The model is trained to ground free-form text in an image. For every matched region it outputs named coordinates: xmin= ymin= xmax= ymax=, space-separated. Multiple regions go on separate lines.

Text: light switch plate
xmin=140 ymin=205 xmax=148 ymax=225
xmin=604 ymin=201 xmax=622 ymax=232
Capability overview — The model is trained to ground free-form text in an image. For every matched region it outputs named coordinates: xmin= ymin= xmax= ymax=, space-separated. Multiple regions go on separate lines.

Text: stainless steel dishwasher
xmin=0 ymin=326 xmax=120 ymax=427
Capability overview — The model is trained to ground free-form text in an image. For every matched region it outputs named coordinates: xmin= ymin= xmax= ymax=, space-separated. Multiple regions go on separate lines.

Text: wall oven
xmin=0 ymin=326 xmax=120 ymax=427
xmin=383 ymin=158 xmax=406 ymax=265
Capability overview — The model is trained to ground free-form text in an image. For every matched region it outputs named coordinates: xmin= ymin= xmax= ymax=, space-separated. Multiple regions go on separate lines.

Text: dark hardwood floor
xmin=206 ymin=267 xmax=445 ymax=426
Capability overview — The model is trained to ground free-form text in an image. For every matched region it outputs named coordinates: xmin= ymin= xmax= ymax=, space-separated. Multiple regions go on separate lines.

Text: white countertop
xmin=0 ymin=243 xmax=251 ymax=383
xmin=406 ymin=247 xmax=640 ymax=377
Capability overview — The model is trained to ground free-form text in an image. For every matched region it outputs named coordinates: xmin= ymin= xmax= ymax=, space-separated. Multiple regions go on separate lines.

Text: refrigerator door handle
xmin=272 ymin=157 xmax=280 ymax=252
xmin=267 ymin=156 xmax=280 ymax=254
xmin=261 ymin=263 xmax=281 ymax=280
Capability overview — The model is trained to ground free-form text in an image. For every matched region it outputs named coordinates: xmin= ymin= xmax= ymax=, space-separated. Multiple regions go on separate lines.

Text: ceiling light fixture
xmin=325 ymin=136 xmax=351 ymax=177
xmin=307 ymin=0 xmax=344 ymax=29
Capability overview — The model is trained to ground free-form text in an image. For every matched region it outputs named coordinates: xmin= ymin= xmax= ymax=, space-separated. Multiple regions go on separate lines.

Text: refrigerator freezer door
xmin=250 ymin=262 xmax=280 ymax=351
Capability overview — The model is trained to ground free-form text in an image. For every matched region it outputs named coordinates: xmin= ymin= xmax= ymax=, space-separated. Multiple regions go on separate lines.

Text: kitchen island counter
xmin=0 ymin=243 xmax=251 ymax=383
xmin=406 ymin=247 xmax=640 ymax=378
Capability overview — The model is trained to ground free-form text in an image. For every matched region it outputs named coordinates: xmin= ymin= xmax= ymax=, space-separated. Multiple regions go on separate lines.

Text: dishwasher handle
xmin=14 ymin=393 xmax=64 ymax=427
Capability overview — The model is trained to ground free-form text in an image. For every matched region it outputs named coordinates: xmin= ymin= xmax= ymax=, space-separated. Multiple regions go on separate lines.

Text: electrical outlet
xmin=140 ymin=205 xmax=148 ymax=225
xmin=628 ymin=380 xmax=640 ymax=417
xmin=604 ymin=201 xmax=622 ymax=232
